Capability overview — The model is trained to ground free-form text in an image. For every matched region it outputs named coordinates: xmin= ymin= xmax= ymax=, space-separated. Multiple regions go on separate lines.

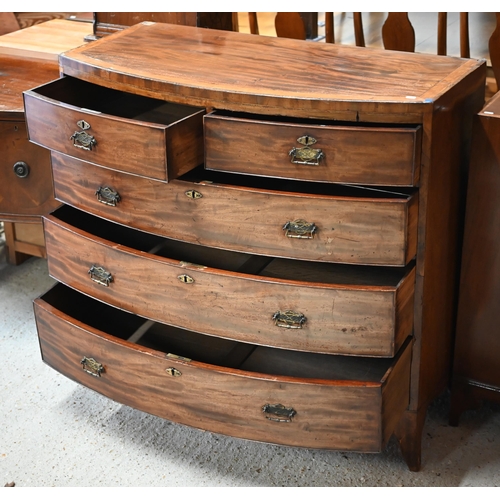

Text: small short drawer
xmin=24 ymin=76 xmax=205 ymax=181
xmin=43 ymin=205 xmax=415 ymax=357
xmin=51 ymin=153 xmax=418 ymax=267
xmin=34 ymin=283 xmax=412 ymax=453
xmin=204 ymin=111 xmax=421 ymax=187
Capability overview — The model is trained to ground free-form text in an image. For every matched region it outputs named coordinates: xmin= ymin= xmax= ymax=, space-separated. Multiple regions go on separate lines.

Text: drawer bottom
xmin=34 ymin=283 xmax=412 ymax=453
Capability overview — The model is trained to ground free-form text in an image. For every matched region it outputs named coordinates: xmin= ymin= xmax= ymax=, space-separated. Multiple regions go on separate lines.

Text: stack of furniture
xmin=23 ymin=22 xmax=485 ymax=471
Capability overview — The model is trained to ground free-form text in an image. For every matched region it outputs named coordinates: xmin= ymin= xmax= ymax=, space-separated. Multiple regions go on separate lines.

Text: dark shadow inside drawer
xmin=51 ymin=204 xmax=414 ymax=286
xmin=40 ymin=283 xmax=404 ymax=382
xmin=182 ymin=165 xmax=416 ymax=198
xmin=32 ymin=76 xmax=204 ymax=125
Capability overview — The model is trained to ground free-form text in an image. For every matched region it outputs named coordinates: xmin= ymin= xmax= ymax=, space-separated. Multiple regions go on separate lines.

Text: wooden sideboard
xmin=23 ymin=22 xmax=485 ymax=471
xmin=450 ymin=91 xmax=500 ymax=424
xmin=0 ymin=20 xmax=89 ymax=264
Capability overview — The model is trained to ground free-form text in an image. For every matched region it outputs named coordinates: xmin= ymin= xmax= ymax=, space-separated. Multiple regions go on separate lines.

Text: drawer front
xmin=0 ymin=121 xmax=60 ymax=221
xmin=34 ymin=289 xmax=412 ymax=452
xmin=24 ymin=78 xmax=204 ymax=181
xmin=43 ymin=211 xmax=415 ymax=356
xmin=51 ymin=152 xmax=418 ymax=267
xmin=204 ymin=113 xmax=421 ymax=186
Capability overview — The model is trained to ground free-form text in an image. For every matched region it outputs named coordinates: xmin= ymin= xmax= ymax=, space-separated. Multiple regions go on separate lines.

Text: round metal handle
xmin=13 ymin=161 xmax=30 ymax=178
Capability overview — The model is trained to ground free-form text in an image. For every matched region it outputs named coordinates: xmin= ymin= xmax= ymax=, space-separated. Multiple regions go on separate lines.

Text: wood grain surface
xmin=35 ymin=284 xmax=412 ymax=452
xmin=50 ymin=153 xmax=418 ymax=267
xmin=58 ymin=22 xmax=485 ymax=120
xmin=43 ymin=207 xmax=415 ymax=357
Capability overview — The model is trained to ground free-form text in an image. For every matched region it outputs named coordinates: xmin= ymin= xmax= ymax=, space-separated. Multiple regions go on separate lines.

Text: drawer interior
xmin=40 ymin=283 xmax=403 ymax=383
xmin=33 ymin=76 xmax=205 ymax=125
xmin=52 ymin=204 xmax=414 ymax=287
xmin=183 ymin=166 xmax=416 ymax=198
xmin=207 ymin=109 xmax=421 ymax=130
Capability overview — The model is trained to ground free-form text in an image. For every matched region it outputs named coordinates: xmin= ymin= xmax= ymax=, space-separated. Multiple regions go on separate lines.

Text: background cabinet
xmin=0 ymin=19 xmax=90 ymax=263
xmin=450 ymin=91 xmax=500 ymax=424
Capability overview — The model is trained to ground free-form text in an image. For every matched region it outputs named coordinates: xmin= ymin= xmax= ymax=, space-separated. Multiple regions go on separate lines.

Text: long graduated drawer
xmin=23 ymin=76 xmax=205 ymax=181
xmin=34 ymin=283 xmax=412 ymax=453
xmin=204 ymin=111 xmax=422 ymax=187
xmin=43 ymin=205 xmax=415 ymax=357
xmin=50 ymin=152 xmax=418 ymax=267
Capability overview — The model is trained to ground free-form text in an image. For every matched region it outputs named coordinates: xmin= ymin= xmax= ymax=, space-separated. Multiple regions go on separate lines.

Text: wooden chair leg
xmin=325 ymin=12 xmax=334 ymax=43
xmin=353 ymin=12 xmax=365 ymax=47
xmin=460 ymin=12 xmax=470 ymax=58
xmin=437 ymin=12 xmax=447 ymax=55
xmin=248 ymin=13 xmax=259 ymax=35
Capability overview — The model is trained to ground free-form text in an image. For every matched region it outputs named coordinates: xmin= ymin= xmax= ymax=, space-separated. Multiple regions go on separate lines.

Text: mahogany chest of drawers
xmin=23 ymin=22 xmax=486 ymax=471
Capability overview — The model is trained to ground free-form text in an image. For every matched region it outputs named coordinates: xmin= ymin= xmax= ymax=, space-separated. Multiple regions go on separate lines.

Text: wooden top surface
xmin=0 ymin=19 xmax=90 ymax=62
xmin=0 ymin=56 xmax=59 ymax=115
xmin=0 ymin=19 xmax=90 ymax=116
xmin=59 ymin=22 xmax=485 ymax=119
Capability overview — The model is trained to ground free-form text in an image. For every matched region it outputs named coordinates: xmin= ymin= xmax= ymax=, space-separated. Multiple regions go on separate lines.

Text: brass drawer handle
xmin=95 ymin=186 xmax=121 ymax=206
xmin=262 ymin=403 xmax=296 ymax=423
xmin=282 ymin=219 xmax=317 ymax=239
xmin=70 ymin=119 xmax=97 ymax=151
xmin=273 ymin=310 xmax=307 ymax=329
xmin=289 ymin=135 xmax=324 ymax=165
xmin=13 ymin=161 xmax=30 ymax=178
xmin=81 ymin=357 xmax=104 ymax=377
xmin=88 ymin=265 xmax=113 ymax=287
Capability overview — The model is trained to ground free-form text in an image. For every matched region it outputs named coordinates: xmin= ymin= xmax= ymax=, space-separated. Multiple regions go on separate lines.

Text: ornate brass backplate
xmin=95 ymin=186 xmax=121 ymax=206
xmin=88 ymin=265 xmax=113 ymax=287
xmin=272 ymin=310 xmax=307 ymax=329
xmin=289 ymin=135 xmax=324 ymax=165
xmin=262 ymin=403 xmax=297 ymax=422
xmin=282 ymin=219 xmax=317 ymax=239
xmin=70 ymin=119 xmax=97 ymax=151
xmin=80 ymin=357 xmax=104 ymax=377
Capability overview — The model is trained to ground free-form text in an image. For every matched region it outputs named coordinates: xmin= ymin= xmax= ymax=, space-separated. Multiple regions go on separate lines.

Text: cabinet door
xmin=0 ymin=120 xmax=60 ymax=222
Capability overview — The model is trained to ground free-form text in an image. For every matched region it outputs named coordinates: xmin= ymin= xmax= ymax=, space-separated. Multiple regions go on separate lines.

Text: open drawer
xmin=24 ymin=76 xmax=205 ymax=181
xmin=50 ymin=154 xmax=418 ymax=267
xmin=34 ymin=283 xmax=412 ymax=453
xmin=204 ymin=111 xmax=422 ymax=187
xmin=43 ymin=205 xmax=415 ymax=357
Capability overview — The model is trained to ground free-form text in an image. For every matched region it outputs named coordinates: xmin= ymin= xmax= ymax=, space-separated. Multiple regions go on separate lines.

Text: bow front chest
xmin=23 ymin=22 xmax=486 ymax=471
